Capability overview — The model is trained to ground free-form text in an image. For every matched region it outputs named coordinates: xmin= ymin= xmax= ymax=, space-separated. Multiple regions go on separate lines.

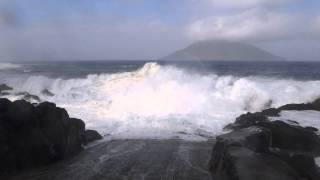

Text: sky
xmin=0 ymin=0 xmax=319 ymax=61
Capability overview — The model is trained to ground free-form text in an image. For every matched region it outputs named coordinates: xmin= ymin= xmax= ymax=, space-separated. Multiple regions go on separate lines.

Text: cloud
xmin=204 ymin=0 xmax=293 ymax=8
xmin=0 ymin=0 xmax=192 ymax=61
xmin=0 ymin=14 xmax=189 ymax=61
xmin=0 ymin=0 xmax=319 ymax=61
xmin=187 ymin=8 xmax=318 ymax=42
xmin=313 ymin=16 xmax=320 ymax=34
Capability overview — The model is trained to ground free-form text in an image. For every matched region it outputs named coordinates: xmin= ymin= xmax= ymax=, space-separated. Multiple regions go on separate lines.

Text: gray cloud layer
xmin=187 ymin=9 xmax=319 ymax=42
xmin=0 ymin=0 xmax=319 ymax=61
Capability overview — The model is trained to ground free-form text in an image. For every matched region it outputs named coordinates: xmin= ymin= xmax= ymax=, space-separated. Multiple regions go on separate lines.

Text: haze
xmin=0 ymin=0 xmax=319 ymax=61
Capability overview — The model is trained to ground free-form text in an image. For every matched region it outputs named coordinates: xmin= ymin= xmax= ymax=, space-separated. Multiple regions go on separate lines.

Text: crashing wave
xmin=3 ymin=62 xmax=320 ymax=140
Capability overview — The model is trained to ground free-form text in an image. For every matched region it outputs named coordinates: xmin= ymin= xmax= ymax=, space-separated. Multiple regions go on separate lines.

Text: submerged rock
xmin=41 ymin=89 xmax=55 ymax=96
xmin=0 ymin=98 xmax=102 ymax=175
xmin=0 ymin=84 xmax=13 ymax=92
xmin=0 ymin=84 xmax=13 ymax=96
xmin=15 ymin=92 xmax=41 ymax=102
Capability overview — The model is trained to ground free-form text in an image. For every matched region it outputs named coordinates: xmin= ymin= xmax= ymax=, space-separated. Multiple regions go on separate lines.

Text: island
xmin=161 ymin=40 xmax=284 ymax=61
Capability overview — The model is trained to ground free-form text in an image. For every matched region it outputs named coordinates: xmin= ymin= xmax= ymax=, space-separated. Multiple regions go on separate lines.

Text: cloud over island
xmin=0 ymin=0 xmax=319 ymax=61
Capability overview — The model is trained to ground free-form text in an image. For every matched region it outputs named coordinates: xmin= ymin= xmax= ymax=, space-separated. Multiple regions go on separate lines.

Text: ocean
xmin=1 ymin=61 xmax=320 ymax=140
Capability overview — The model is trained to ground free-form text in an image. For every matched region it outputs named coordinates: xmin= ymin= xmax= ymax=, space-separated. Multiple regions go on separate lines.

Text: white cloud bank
xmin=206 ymin=0 xmax=292 ymax=8
xmin=187 ymin=9 xmax=318 ymax=42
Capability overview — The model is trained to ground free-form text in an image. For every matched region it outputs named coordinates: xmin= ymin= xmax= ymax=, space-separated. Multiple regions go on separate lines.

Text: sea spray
xmin=3 ymin=62 xmax=320 ymax=140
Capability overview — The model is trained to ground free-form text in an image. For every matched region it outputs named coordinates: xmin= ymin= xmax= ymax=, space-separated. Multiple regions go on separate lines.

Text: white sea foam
xmin=316 ymin=157 xmax=320 ymax=167
xmin=3 ymin=62 xmax=320 ymax=140
xmin=0 ymin=63 xmax=21 ymax=70
xmin=270 ymin=110 xmax=320 ymax=130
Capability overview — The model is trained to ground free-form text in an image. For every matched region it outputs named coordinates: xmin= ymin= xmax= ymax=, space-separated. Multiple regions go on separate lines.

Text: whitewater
xmin=1 ymin=61 xmax=320 ymax=140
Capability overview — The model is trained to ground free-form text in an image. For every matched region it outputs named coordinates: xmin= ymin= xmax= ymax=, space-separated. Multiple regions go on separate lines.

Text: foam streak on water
xmin=2 ymin=62 xmax=320 ymax=140
xmin=0 ymin=63 xmax=21 ymax=70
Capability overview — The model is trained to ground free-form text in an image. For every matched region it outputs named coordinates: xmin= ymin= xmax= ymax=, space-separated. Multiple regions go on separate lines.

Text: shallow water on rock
xmin=6 ymin=139 xmax=214 ymax=180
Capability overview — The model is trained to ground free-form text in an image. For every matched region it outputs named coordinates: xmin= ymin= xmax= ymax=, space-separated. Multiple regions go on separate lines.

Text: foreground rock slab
xmin=4 ymin=139 xmax=214 ymax=180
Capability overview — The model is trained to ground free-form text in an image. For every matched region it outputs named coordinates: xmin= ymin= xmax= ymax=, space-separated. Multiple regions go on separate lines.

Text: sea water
xmin=1 ymin=61 xmax=320 ymax=140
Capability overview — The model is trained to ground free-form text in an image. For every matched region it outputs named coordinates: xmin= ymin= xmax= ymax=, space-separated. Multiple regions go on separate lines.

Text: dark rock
xmin=216 ymin=126 xmax=272 ymax=153
xmin=0 ymin=98 xmax=10 ymax=112
xmin=6 ymin=100 xmax=36 ymax=127
xmin=224 ymin=112 xmax=268 ymax=130
xmin=210 ymin=123 xmax=320 ymax=180
xmin=213 ymin=102 xmax=320 ymax=180
xmin=313 ymin=98 xmax=320 ymax=106
xmin=0 ymin=84 xmax=13 ymax=96
xmin=287 ymin=154 xmax=320 ymax=179
xmin=270 ymin=150 xmax=320 ymax=179
xmin=16 ymin=92 xmax=41 ymax=102
xmin=305 ymin=126 xmax=318 ymax=132
xmin=0 ymin=84 xmax=13 ymax=92
xmin=41 ymin=89 xmax=54 ymax=96
xmin=210 ymin=146 xmax=300 ymax=180
xmin=225 ymin=111 xmax=320 ymax=155
xmin=24 ymin=94 xmax=41 ymax=102
xmin=285 ymin=120 xmax=300 ymax=125
xmin=0 ymin=98 xmax=98 ymax=174
xmin=84 ymin=129 xmax=103 ymax=144
xmin=35 ymin=102 xmax=73 ymax=159
xmin=0 ymin=92 xmax=10 ymax=96
xmin=261 ymin=108 xmax=281 ymax=117
xmin=65 ymin=118 xmax=86 ymax=155
xmin=209 ymin=127 xmax=300 ymax=180
xmin=257 ymin=121 xmax=320 ymax=155
xmin=279 ymin=98 xmax=320 ymax=111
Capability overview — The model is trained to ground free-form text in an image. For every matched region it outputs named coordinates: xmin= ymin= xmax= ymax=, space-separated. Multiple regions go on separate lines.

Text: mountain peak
xmin=161 ymin=40 xmax=284 ymax=61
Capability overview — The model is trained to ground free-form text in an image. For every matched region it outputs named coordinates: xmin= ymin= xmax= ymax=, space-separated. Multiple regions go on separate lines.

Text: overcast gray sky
xmin=0 ymin=0 xmax=319 ymax=61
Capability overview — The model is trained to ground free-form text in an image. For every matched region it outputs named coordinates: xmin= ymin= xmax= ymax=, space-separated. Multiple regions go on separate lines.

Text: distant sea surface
xmin=1 ymin=60 xmax=320 ymax=140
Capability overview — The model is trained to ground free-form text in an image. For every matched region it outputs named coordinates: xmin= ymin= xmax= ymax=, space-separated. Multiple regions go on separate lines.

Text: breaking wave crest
xmin=3 ymin=62 xmax=320 ymax=140
xmin=0 ymin=63 xmax=22 ymax=70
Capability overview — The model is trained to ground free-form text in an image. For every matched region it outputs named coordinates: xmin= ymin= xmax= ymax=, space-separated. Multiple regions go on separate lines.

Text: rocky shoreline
xmin=210 ymin=98 xmax=320 ymax=180
xmin=1 ymin=83 xmax=320 ymax=179
xmin=0 ymin=98 xmax=102 ymax=175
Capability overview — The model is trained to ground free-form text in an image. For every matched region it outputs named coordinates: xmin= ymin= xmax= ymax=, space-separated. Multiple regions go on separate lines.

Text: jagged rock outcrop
xmin=0 ymin=98 xmax=102 ymax=174
xmin=210 ymin=98 xmax=320 ymax=180
xmin=278 ymin=98 xmax=320 ymax=111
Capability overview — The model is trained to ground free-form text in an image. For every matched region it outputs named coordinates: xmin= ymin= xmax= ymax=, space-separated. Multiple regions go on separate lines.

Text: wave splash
xmin=4 ymin=62 xmax=320 ymax=140
xmin=0 ymin=63 xmax=22 ymax=70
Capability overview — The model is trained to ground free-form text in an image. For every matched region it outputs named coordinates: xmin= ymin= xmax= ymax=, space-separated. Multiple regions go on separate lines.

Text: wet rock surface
xmin=0 ymin=84 xmax=13 ymax=96
xmin=15 ymin=92 xmax=41 ymax=102
xmin=84 ymin=130 xmax=103 ymax=145
xmin=278 ymin=98 xmax=320 ymax=111
xmin=41 ymin=89 xmax=55 ymax=97
xmin=0 ymin=84 xmax=13 ymax=92
xmin=210 ymin=99 xmax=320 ymax=180
xmin=4 ymin=139 xmax=214 ymax=180
xmin=1 ymin=91 xmax=320 ymax=180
